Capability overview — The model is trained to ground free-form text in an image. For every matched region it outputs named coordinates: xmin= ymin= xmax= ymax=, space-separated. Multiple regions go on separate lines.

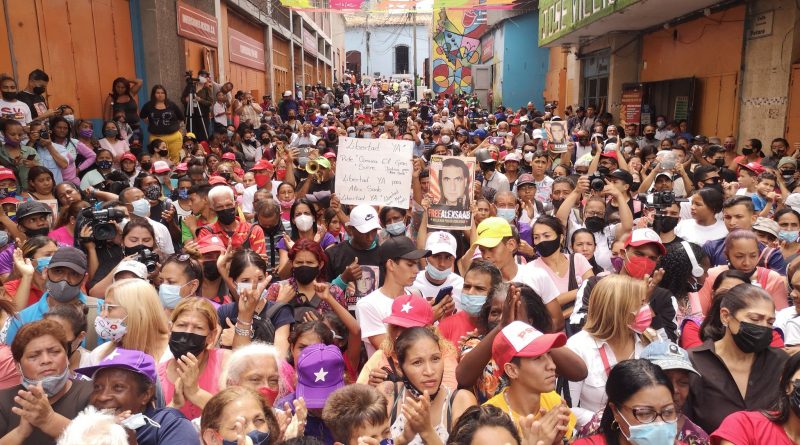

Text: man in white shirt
xmin=119 ymin=187 xmax=175 ymax=255
xmin=355 ymin=236 xmax=430 ymax=356
xmin=411 ymin=231 xmax=464 ymax=307
xmin=0 ymin=75 xmax=32 ymax=126
xmin=474 ymin=217 xmax=563 ymax=330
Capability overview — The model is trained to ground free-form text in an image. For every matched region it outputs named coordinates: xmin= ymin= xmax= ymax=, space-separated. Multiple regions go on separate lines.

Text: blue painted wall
xmin=500 ymin=12 xmax=549 ymax=110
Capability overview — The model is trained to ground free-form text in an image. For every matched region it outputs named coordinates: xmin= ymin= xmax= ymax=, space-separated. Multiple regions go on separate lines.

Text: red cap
xmin=208 ymin=175 xmax=228 ymax=185
xmin=738 ymin=162 xmax=765 ymax=175
xmin=221 ymin=152 xmax=236 ymax=161
xmin=176 ymin=163 xmax=188 ymax=172
xmin=121 ymin=152 xmax=137 ymax=163
xmin=511 ymin=118 xmax=520 ymax=125
xmin=624 ymin=228 xmax=666 ymax=255
xmin=152 ymin=160 xmax=171 ymax=174
xmin=600 ymin=151 xmax=618 ymax=160
xmin=323 ymin=152 xmax=336 ymax=160
xmin=250 ymin=159 xmax=273 ymax=172
xmin=0 ymin=167 xmax=15 ymax=182
xmin=0 ymin=197 xmax=18 ymax=205
xmin=382 ymin=294 xmax=434 ymax=328
xmin=196 ymin=234 xmax=227 ymax=254
xmin=492 ymin=321 xmax=566 ymax=373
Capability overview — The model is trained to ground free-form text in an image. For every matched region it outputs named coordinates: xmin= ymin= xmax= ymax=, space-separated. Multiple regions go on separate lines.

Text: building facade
xmin=344 ymin=15 xmax=430 ymax=80
xmin=0 ymin=0 xmax=346 ymax=121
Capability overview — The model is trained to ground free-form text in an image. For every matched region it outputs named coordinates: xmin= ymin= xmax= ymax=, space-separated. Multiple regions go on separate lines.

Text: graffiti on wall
xmin=432 ymin=9 xmax=486 ymax=95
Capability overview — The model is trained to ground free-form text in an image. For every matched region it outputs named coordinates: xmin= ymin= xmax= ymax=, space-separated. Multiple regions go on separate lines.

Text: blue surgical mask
xmin=386 ymin=221 xmax=406 ymax=236
xmin=426 ymin=263 xmax=451 ymax=281
xmin=461 ymin=293 xmax=486 ymax=316
xmin=131 ymin=198 xmax=150 ymax=218
xmin=35 ymin=256 xmax=51 ymax=273
xmin=222 ymin=430 xmax=270 ymax=445
xmin=21 ymin=365 xmax=70 ymax=397
xmin=496 ymin=208 xmax=516 ymax=223
xmin=177 ymin=188 xmax=190 ymax=200
xmin=158 ymin=283 xmax=184 ymax=309
xmin=620 ymin=411 xmax=677 ymax=445
xmin=778 ymin=230 xmax=799 ymax=243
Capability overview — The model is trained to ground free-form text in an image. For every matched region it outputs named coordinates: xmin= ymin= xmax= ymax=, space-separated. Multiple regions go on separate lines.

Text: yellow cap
xmin=474 ymin=217 xmax=513 ymax=248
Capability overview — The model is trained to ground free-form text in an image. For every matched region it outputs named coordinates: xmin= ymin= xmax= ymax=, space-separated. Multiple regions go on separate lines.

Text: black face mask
xmin=140 ymin=162 xmax=152 ymax=171
xmin=645 ymin=133 xmax=656 ymax=140
xmin=32 ymin=86 xmax=46 ymax=95
xmin=292 ymin=265 xmax=319 ymax=285
xmin=713 ymin=158 xmax=725 ymax=168
xmin=551 ymin=199 xmax=565 ymax=212
xmin=584 ymin=216 xmax=605 ymax=233
xmin=534 ymin=239 xmax=561 ymax=258
xmin=1 ymin=92 xmax=16 ymax=101
xmin=216 ymin=207 xmax=237 ymax=225
xmin=654 ymin=215 xmax=679 ymax=233
xmin=203 ymin=261 xmax=221 ymax=281
xmin=123 ymin=244 xmax=150 ymax=257
xmin=742 ymin=148 xmax=754 ymax=156
xmin=731 ymin=320 xmax=772 ymax=353
xmin=168 ymin=331 xmax=208 ymax=359
xmin=790 ymin=382 xmax=800 ymax=417
xmin=24 ymin=227 xmax=50 ymax=237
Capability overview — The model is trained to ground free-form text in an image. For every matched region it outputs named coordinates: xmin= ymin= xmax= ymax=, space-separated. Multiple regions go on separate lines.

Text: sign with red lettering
xmin=177 ymin=2 xmax=218 ymax=47
xmin=303 ymin=28 xmax=317 ymax=54
xmin=229 ymin=28 xmax=266 ymax=71
xmin=481 ymin=35 xmax=494 ymax=63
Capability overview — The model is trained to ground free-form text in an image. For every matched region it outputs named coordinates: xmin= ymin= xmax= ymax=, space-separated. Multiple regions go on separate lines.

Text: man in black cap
xmin=355 ymin=236 xmax=430 ymax=356
xmin=606 ymin=168 xmax=642 ymax=218
xmin=181 ymin=69 xmax=213 ymax=142
xmin=16 ymin=200 xmax=53 ymax=241
xmin=5 ymin=246 xmax=89 ymax=344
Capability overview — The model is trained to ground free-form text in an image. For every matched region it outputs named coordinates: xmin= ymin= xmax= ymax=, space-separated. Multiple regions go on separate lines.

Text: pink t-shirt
xmin=158 ymin=348 xmax=224 ymax=419
xmin=712 ymin=410 xmax=794 ymax=445
xmin=49 ymin=226 xmax=74 ymax=247
xmin=531 ymin=253 xmax=593 ymax=294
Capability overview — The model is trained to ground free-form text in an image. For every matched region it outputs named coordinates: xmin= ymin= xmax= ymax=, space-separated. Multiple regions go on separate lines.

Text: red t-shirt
xmin=679 ymin=319 xmax=784 ymax=349
xmin=437 ymin=311 xmax=477 ymax=348
xmin=3 ymin=279 xmax=43 ymax=309
xmin=711 ymin=410 xmax=794 ymax=445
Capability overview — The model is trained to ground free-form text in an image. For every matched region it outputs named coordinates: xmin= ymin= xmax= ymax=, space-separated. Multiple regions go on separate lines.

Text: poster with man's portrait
xmin=544 ymin=121 xmax=568 ymax=152
xmin=427 ymin=155 xmax=475 ymax=230
xmin=346 ymin=265 xmax=380 ymax=310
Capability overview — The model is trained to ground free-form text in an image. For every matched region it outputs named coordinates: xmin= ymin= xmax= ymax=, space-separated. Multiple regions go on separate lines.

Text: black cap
xmin=48 ymin=246 xmax=87 ymax=274
xmin=607 ymin=169 xmax=634 ymax=186
xmin=693 ymin=135 xmax=709 ymax=144
xmin=379 ymin=237 xmax=430 ymax=264
xmin=16 ymin=201 xmax=52 ymax=221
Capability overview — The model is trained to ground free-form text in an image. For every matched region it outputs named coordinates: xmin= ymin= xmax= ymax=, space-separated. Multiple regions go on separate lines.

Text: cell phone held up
xmin=433 ymin=285 xmax=453 ymax=306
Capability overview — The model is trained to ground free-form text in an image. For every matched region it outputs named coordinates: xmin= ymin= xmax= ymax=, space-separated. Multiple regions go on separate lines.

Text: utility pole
xmin=365 ymin=15 xmax=371 ymax=77
xmin=412 ymin=7 xmax=417 ymax=100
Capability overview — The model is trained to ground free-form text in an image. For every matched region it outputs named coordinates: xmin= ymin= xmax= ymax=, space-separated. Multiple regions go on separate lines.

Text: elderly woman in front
xmin=0 ymin=319 xmax=93 ymax=445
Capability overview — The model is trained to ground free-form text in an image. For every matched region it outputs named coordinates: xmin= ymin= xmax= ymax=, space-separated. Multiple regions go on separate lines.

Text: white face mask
xmin=294 ymin=214 xmax=314 ymax=232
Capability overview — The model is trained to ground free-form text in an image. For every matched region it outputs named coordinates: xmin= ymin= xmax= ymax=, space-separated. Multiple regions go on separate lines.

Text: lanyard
xmin=598 ymin=344 xmax=613 ymax=377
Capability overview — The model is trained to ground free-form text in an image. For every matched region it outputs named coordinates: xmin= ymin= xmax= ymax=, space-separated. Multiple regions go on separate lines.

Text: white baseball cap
xmin=425 ymin=231 xmax=457 ymax=257
xmin=113 ymin=260 xmax=148 ymax=281
xmin=347 ymin=205 xmax=381 ymax=234
xmin=532 ymin=129 xmax=544 ymax=139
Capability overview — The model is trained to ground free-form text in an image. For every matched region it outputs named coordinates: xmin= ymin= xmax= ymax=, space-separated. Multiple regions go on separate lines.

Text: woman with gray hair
xmin=220 ymin=342 xmax=289 ymax=407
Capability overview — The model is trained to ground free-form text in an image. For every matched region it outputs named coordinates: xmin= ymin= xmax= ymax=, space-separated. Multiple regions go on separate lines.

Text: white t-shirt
xmin=213 ymin=102 xmax=227 ymax=126
xmin=0 ymin=99 xmax=32 ymax=125
xmin=675 ymin=218 xmax=728 ymax=246
xmin=241 ymin=185 xmax=258 ymax=214
xmin=355 ymin=288 xmax=394 ymax=356
xmin=148 ymin=218 xmax=175 ymax=255
xmin=411 ymin=271 xmax=464 ymax=309
xmin=510 ymin=263 xmax=560 ymax=304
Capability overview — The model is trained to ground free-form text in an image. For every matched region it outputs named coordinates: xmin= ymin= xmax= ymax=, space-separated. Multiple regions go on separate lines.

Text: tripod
xmin=185 ymin=83 xmax=208 ymax=141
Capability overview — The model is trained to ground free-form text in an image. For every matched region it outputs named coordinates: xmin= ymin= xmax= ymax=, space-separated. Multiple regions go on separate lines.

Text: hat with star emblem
xmin=382 ymin=294 xmax=434 ymax=328
xmin=296 ymin=344 xmax=345 ymax=408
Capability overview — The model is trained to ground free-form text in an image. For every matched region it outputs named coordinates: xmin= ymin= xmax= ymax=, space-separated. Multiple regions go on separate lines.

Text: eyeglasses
xmin=622 ymin=404 xmax=679 ymax=424
xmin=585 ymin=211 xmax=605 ymax=218
xmin=704 ymin=176 xmax=721 ymax=184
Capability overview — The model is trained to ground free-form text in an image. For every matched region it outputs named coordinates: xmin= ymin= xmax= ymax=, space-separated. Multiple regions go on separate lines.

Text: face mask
xmin=645 ymin=133 xmax=656 ymax=140
xmin=779 ymin=230 xmax=799 ymax=243
xmin=624 ymin=251 xmax=657 ymax=279
xmin=784 ymin=174 xmax=795 ymax=183
xmin=221 ymin=430 xmax=270 ymax=445
xmin=25 ymin=225 xmax=50 ymax=237
xmin=279 ymin=198 xmax=294 ymax=210
xmin=348 ymin=132 xmax=356 ymax=137
xmin=629 ymin=305 xmax=653 ymax=334
xmin=385 ymin=221 xmax=406 ymax=236
xmin=276 ymin=168 xmax=287 ymax=180
xmin=177 ymin=188 xmax=190 ymax=200
xmin=523 ymin=152 xmax=534 ymax=163
xmin=585 ymin=216 xmax=606 ymax=233
xmin=1 ymin=92 xmax=16 ymax=101
xmin=611 ymin=256 xmax=624 ymax=273
xmin=33 ymin=86 xmax=46 ymax=95
xmin=97 ymin=160 xmax=112 ymax=170
xmin=140 ymin=161 xmax=153 ymax=171
xmin=158 ymin=283 xmax=184 ymax=309
xmin=535 ymin=238 xmax=561 ymax=257
xmin=497 ymin=131 xmax=508 ymax=137
xmin=461 ymin=293 xmax=486 ymax=316
xmin=656 ymin=120 xmax=665 ymax=129
xmin=198 ymin=76 xmax=207 ymax=84
xmin=216 ymin=207 xmax=237 ymax=225
xmin=227 ymin=130 xmax=234 ymax=138
xmin=496 ymin=208 xmax=516 ymax=223
xmin=63 ymin=115 xmax=75 ymax=125
xmin=46 ymin=278 xmax=82 ymax=302
xmin=654 ymin=216 xmax=679 ymax=233
xmin=254 ymin=173 xmax=270 ymax=188
xmin=713 ymin=158 xmax=725 ymax=168
xmin=294 ymin=214 xmax=314 ymax=232
xmin=293 ymin=265 xmax=319 ymax=285
xmin=120 ymin=412 xmax=161 ymax=430
xmin=21 ymin=365 xmax=70 ymax=397
xmin=168 ymin=331 xmax=208 ymax=359
xmin=131 ymin=198 xmax=151 ymax=218
xmin=258 ymin=386 xmax=279 ymax=406
xmin=742 ymin=148 xmax=754 ymax=156
xmin=35 ymin=256 xmax=51 ymax=273
xmin=78 ymin=128 xmax=93 ymax=138
xmin=203 ymin=261 xmax=221 ymax=281
xmin=425 ymin=263 xmax=451 ymax=281
xmin=144 ymin=184 xmax=161 ymax=201
xmin=665 ymin=130 xmax=675 ymax=139
xmin=363 ymin=132 xmax=372 ymax=138
xmin=619 ymin=411 xmax=677 ymax=445
xmin=731 ymin=320 xmax=773 ymax=353
xmin=4 ymin=139 xmax=19 ymax=148
xmin=103 ymin=128 xmax=118 ymax=138
xmin=95 ymin=316 xmax=128 ymax=342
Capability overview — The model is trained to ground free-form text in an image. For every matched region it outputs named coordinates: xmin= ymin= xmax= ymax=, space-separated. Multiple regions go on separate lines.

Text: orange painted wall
xmin=1 ymin=0 xmax=136 ymax=119
xmin=544 ymin=47 xmax=567 ymax=110
xmin=641 ymin=5 xmax=745 ymax=137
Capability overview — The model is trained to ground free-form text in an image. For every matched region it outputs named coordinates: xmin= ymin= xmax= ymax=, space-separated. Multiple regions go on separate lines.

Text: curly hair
xmin=288 ymin=239 xmax=328 ymax=282
xmin=657 ymin=242 xmax=708 ymax=300
xmin=11 ymin=319 xmax=67 ymax=362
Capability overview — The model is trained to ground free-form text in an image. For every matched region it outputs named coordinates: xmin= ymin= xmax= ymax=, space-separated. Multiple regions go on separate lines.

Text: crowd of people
xmin=0 ymin=66 xmax=798 ymax=445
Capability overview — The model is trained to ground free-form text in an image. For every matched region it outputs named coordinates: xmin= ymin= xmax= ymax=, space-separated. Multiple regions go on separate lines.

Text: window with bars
xmin=582 ymin=50 xmax=610 ymax=110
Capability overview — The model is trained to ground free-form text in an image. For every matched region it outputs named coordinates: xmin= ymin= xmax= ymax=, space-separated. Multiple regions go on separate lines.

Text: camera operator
xmin=181 ymin=70 xmax=213 ymax=142
xmin=85 ymin=215 xmax=159 ymax=297
xmin=235 ymin=92 xmax=263 ymax=127
xmin=605 ymin=169 xmax=643 ymax=219
xmin=117 ymin=187 xmax=174 ymax=255
xmin=31 ymin=120 xmax=69 ymax=184
xmin=645 ymin=200 xmax=683 ymax=248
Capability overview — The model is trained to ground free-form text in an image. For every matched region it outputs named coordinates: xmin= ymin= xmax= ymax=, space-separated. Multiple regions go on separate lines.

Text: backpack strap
xmin=264 ymin=301 xmax=287 ymax=320
xmin=757 ymin=267 xmax=770 ymax=289
xmin=241 ymin=223 xmax=258 ymax=250
xmin=445 ymin=388 xmax=457 ymax=432
xmin=195 ymin=224 xmax=217 ymax=238
xmin=389 ymin=382 xmax=402 ymax=424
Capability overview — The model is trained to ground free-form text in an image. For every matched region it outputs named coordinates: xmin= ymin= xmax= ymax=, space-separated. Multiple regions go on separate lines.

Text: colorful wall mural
xmin=431 ymin=9 xmax=486 ymax=95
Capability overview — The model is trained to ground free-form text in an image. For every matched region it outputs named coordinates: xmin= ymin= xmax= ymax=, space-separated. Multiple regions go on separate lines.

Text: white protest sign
xmin=334 ymin=137 xmax=413 ymax=207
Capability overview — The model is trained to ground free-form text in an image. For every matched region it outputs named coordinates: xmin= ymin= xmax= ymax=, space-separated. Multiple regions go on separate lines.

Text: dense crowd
xmin=0 ymin=67 xmax=797 ymax=445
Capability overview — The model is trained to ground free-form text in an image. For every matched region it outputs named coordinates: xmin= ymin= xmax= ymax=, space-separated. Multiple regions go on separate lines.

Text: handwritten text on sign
xmin=335 ymin=137 xmax=413 ymax=208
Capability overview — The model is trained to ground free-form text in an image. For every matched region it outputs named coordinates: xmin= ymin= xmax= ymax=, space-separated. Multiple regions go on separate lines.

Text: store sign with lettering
xmin=748 ymin=11 xmax=773 ymax=40
xmin=229 ymin=28 xmax=266 ymax=71
xmin=538 ymin=0 xmax=640 ymax=46
xmin=177 ymin=2 xmax=218 ymax=47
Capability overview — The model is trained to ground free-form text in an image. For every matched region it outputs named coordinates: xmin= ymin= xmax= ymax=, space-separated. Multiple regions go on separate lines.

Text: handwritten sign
xmin=335 ymin=137 xmax=413 ymax=208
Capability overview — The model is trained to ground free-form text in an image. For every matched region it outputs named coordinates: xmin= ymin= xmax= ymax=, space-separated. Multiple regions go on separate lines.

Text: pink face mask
xmin=629 ymin=305 xmax=653 ymax=334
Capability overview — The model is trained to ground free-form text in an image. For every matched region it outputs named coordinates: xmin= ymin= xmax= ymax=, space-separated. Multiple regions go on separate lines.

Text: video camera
xmin=185 ymin=70 xmax=201 ymax=86
xmin=588 ymin=171 xmax=606 ymax=192
xmin=81 ymin=207 xmax=126 ymax=241
xmin=638 ymin=191 xmax=686 ymax=210
xmin=135 ymin=248 xmax=159 ymax=273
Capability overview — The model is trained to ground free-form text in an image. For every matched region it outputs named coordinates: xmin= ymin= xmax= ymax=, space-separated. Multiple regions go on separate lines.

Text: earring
xmin=611 ymin=419 xmax=620 ymax=431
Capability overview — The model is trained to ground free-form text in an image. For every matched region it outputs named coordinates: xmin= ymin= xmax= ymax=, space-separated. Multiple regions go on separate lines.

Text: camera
xmin=639 ymin=191 xmax=686 ymax=210
xmin=185 ymin=70 xmax=200 ymax=85
xmin=588 ymin=171 xmax=606 ymax=192
xmin=135 ymin=248 xmax=159 ymax=273
xmin=81 ymin=208 xmax=126 ymax=241
xmin=39 ymin=126 xmax=50 ymax=140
